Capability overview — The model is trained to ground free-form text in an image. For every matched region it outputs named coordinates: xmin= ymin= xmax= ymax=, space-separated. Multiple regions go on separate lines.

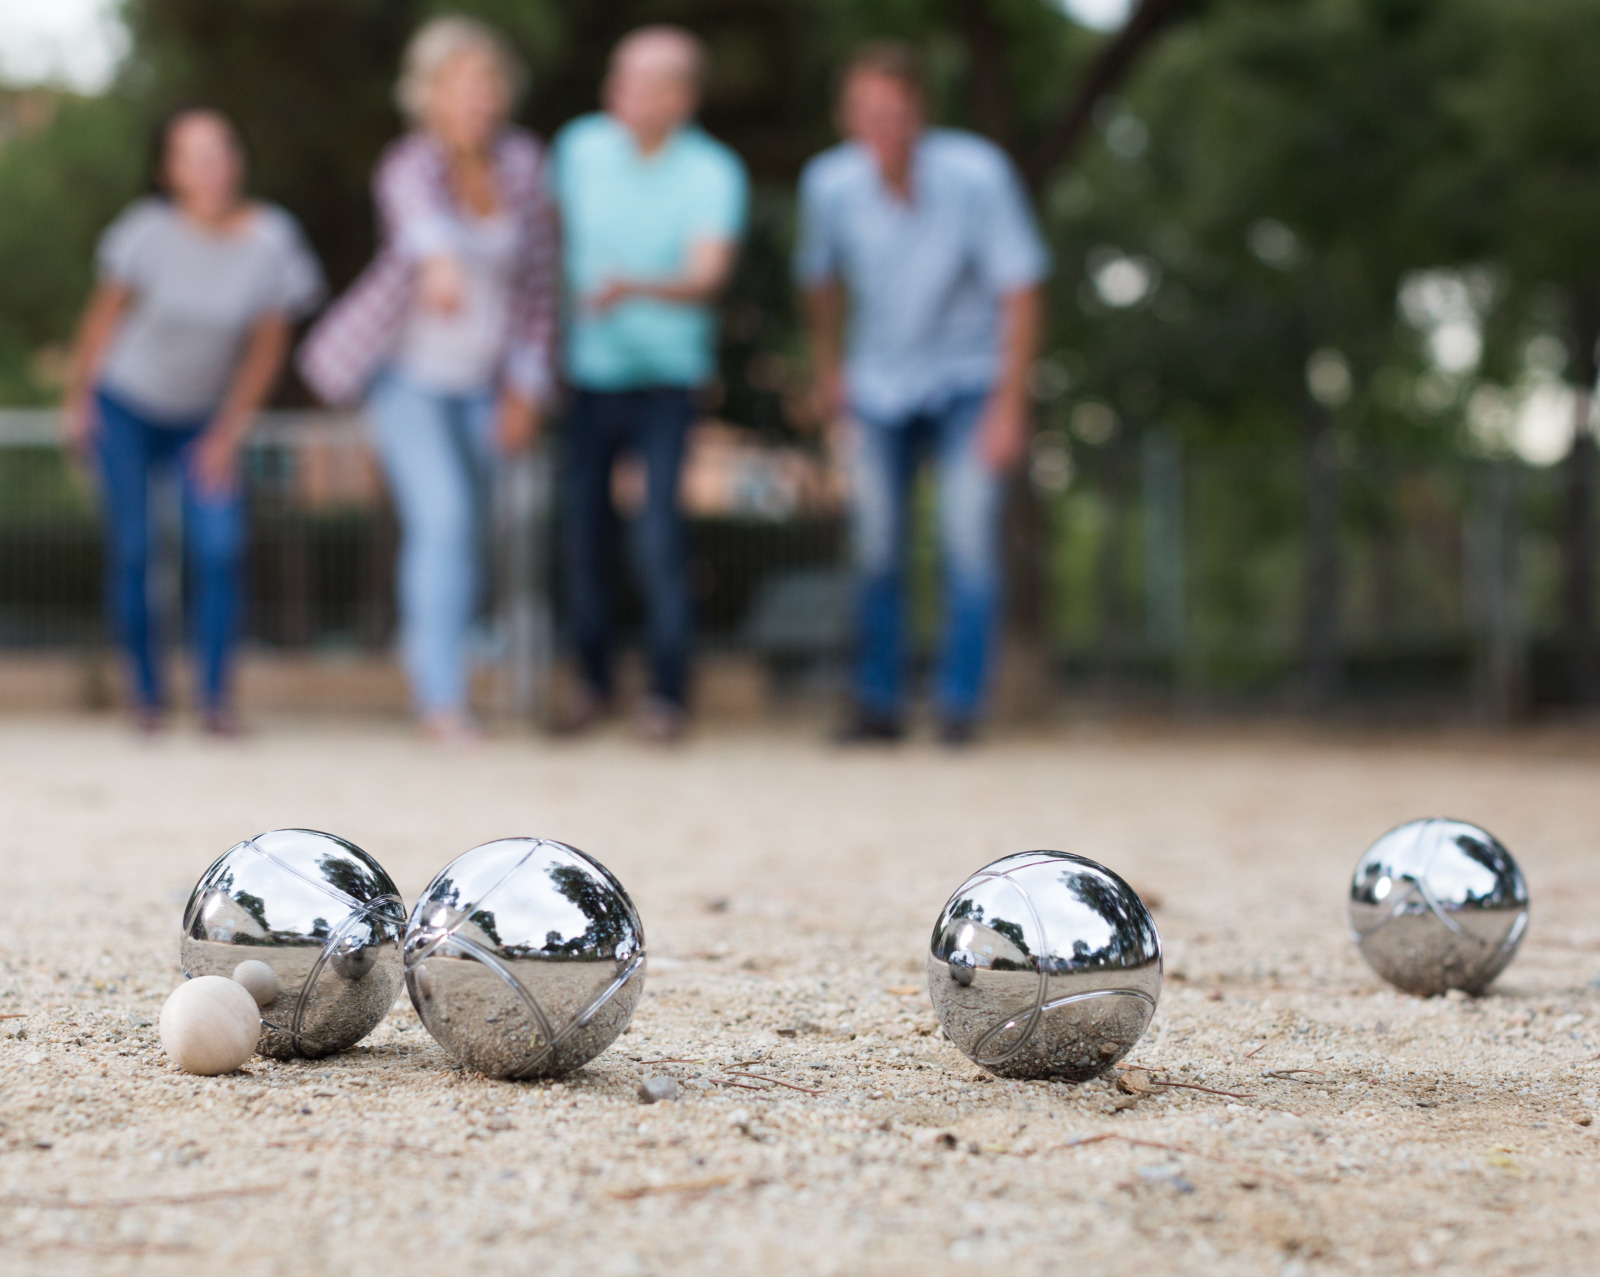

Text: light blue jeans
xmin=366 ymin=370 xmax=496 ymax=715
xmin=851 ymin=389 xmax=1004 ymax=722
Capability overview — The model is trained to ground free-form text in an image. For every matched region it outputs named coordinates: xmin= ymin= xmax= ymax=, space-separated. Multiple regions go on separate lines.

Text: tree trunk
xmin=1141 ymin=426 xmax=1185 ymax=670
xmin=1095 ymin=441 xmax=1134 ymax=694
xmin=1471 ymin=460 xmax=1525 ymax=723
xmin=1561 ymin=292 xmax=1600 ymax=705
xmin=955 ymin=0 xmax=1020 ymax=151
xmin=995 ymin=474 xmax=1055 ymax=722
xmin=1303 ymin=403 xmax=1342 ymax=711
xmin=1004 ymin=474 xmax=1045 ymax=636
xmin=1026 ymin=0 xmax=1195 ymax=187
xmin=1563 ymin=407 xmax=1598 ymax=704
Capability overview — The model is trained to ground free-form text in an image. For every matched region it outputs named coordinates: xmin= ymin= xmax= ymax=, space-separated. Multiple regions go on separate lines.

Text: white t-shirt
xmin=394 ymin=211 xmax=518 ymax=396
xmin=97 ymin=198 xmax=325 ymax=421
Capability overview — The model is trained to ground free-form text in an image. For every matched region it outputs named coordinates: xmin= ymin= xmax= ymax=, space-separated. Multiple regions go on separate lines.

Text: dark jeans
xmin=562 ymin=387 xmax=695 ymax=708
xmin=94 ymin=390 xmax=244 ymax=712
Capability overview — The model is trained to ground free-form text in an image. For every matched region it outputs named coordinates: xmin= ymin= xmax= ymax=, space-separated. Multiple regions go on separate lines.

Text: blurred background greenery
xmin=3 ymin=0 xmax=1600 ymax=715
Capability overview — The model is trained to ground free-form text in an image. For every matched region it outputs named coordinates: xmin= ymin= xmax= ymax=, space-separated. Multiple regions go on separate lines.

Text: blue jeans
xmin=366 ymin=371 xmax=496 ymax=715
xmin=562 ymin=388 xmax=695 ymax=708
xmin=94 ymin=390 xmax=244 ymax=713
xmin=851 ymin=390 xmax=1004 ymax=722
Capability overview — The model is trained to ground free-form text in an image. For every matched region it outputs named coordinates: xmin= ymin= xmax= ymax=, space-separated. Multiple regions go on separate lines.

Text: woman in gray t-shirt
xmin=63 ymin=106 xmax=324 ymax=734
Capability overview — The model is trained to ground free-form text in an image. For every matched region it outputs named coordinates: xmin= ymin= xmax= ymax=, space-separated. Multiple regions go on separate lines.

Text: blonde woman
xmin=300 ymin=16 xmax=557 ymax=741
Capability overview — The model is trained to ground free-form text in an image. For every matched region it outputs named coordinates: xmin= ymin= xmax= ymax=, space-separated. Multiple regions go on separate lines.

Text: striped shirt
xmin=298 ymin=128 xmax=558 ymax=406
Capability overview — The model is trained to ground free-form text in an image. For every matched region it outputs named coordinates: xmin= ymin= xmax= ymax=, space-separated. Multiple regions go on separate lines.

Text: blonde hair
xmin=395 ymin=16 xmax=527 ymax=125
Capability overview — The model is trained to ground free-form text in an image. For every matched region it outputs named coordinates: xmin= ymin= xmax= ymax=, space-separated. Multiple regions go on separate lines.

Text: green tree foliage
xmin=123 ymin=0 xmax=427 ymax=290
xmin=1045 ymin=0 xmax=1600 ymax=456
xmin=0 ymin=92 xmax=143 ymax=402
xmin=1044 ymin=0 xmax=1475 ymax=450
xmin=1461 ymin=0 xmax=1600 ymax=388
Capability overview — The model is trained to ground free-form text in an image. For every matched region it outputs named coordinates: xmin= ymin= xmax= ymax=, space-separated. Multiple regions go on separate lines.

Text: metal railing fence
xmin=0 ymin=409 xmax=848 ymax=719
xmin=0 ymin=409 xmax=1594 ymax=718
xmin=1038 ymin=431 xmax=1576 ymax=718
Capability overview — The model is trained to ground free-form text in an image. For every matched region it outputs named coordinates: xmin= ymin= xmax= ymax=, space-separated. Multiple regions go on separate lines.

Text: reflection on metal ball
xmin=948 ymin=949 xmax=977 ymax=987
xmin=181 ymin=829 xmax=406 ymax=1058
xmin=1349 ymin=817 xmax=1529 ymax=997
xmin=927 ymin=851 xmax=1162 ymax=1081
xmin=404 ymin=838 xmax=647 ymax=1079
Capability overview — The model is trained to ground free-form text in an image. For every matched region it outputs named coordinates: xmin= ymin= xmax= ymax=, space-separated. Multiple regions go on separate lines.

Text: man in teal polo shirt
xmin=551 ymin=26 xmax=748 ymax=741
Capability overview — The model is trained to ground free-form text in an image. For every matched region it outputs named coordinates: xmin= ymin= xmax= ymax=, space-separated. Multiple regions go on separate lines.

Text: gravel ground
xmin=3 ymin=716 xmax=1600 ymax=1276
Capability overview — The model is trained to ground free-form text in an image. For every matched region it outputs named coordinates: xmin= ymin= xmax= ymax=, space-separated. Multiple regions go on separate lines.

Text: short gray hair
xmin=395 ymin=16 xmax=527 ymax=125
xmin=610 ymin=25 xmax=706 ymax=89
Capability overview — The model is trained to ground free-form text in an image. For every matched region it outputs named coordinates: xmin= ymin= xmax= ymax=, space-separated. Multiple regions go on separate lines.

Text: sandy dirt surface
xmin=3 ymin=716 xmax=1600 ymax=1276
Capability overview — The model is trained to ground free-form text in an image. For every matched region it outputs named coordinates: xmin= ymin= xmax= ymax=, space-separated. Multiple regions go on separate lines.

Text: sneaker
xmin=636 ymin=697 xmax=687 ymax=744
xmin=937 ymin=716 xmax=979 ymax=748
xmin=833 ymin=708 xmax=905 ymax=745
xmin=202 ymin=707 xmax=247 ymax=739
xmin=132 ymin=704 xmax=165 ymax=736
xmin=420 ymin=710 xmax=482 ymax=746
xmin=549 ymin=687 xmax=610 ymax=737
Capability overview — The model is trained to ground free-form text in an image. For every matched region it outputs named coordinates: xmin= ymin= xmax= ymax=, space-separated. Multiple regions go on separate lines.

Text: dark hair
xmin=146 ymin=102 xmax=248 ymax=196
xmin=840 ymin=40 xmax=926 ymax=101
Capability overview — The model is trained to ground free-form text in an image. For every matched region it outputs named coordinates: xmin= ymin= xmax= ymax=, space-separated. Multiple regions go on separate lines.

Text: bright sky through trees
xmin=1057 ymin=0 xmax=1133 ymax=31
xmin=0 ymin=0 xmax=1135 ymax=91
xmin=0 ymin=0 xmax=128 ymax=92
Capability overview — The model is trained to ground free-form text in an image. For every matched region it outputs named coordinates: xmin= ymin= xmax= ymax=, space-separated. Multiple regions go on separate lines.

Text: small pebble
xmin=638 ymin=1076 xmax=678 ymax=1104
xmin=1138 ymin=1165 xmax=1195 ymax=1193
xmin=232 ymin=960 xmax=279 ymax=1007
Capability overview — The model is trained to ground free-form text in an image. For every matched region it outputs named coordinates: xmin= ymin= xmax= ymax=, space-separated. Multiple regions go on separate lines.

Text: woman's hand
xmin=193 ymin=314 xmax=288 ymax=498
xmin=62 ymin=282 xmax=132 ymax=465
xmin=192 ymin=424 xmax=244 ymax=497
xmin=419 ymin=254 xmax=467 ymax=314
xmin=495 ymin=391 xmax=541 ymax=455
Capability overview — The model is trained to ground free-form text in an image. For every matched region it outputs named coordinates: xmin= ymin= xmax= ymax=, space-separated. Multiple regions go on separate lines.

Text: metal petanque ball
xmin=927 ymin=851 xmax=1162 ymax=1081
xmin=1348 ymin=817 xmax=1529 ymax=997
xmin=404 ymin=838 xmax=646 ymax=1079
xmin=180 ymin=829 xmax=406 ymax=1058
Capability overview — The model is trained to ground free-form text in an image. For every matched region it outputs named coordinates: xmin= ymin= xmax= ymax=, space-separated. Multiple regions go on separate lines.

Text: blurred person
xmin=797 ymin=42 xmax=1048 ymax=745
xmin=550 ymin=26 xmax=748 ymax=742
xmin=299 ymin=16 xmax=556 ymax=743
xmin=63 ymin=106 xmax=324 ymax=736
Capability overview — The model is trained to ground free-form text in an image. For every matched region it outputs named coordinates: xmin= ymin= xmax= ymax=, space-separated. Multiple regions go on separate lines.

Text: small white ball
xmin=231 ymin=959 xmax=280 ymax=1007
xmin=160 ymin=976 xmax=261 ymax=1075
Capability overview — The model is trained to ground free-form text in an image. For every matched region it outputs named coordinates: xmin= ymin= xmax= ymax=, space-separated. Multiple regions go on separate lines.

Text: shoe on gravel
xmin=833 ymin=708 xmax=905 ymax=745
xmin=549 ymin=688 xmax=610 ymax=737
xmin=636 ymin=697 xmax=687 ymax=744
xmin=937 ymin=716 xmax=979 ymax=748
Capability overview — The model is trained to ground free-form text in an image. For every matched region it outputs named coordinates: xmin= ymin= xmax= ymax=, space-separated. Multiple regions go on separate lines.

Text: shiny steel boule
xmin=1349 ymin=817 xmax=1528 ymax=996
xmin=928 ymin=851 xmax=1162 ymax=1081
xmin=180 ymin=829 xmax=406 ymax=1058
xmin=405 ymin=838 xmax=646 ymax=1079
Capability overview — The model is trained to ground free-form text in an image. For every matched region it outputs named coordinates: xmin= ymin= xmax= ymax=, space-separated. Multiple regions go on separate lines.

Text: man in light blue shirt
xmin=551 ymin=26 xmax=748 ymax=740
xmin=797 ymin=41 xmax=1049 ymax=744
